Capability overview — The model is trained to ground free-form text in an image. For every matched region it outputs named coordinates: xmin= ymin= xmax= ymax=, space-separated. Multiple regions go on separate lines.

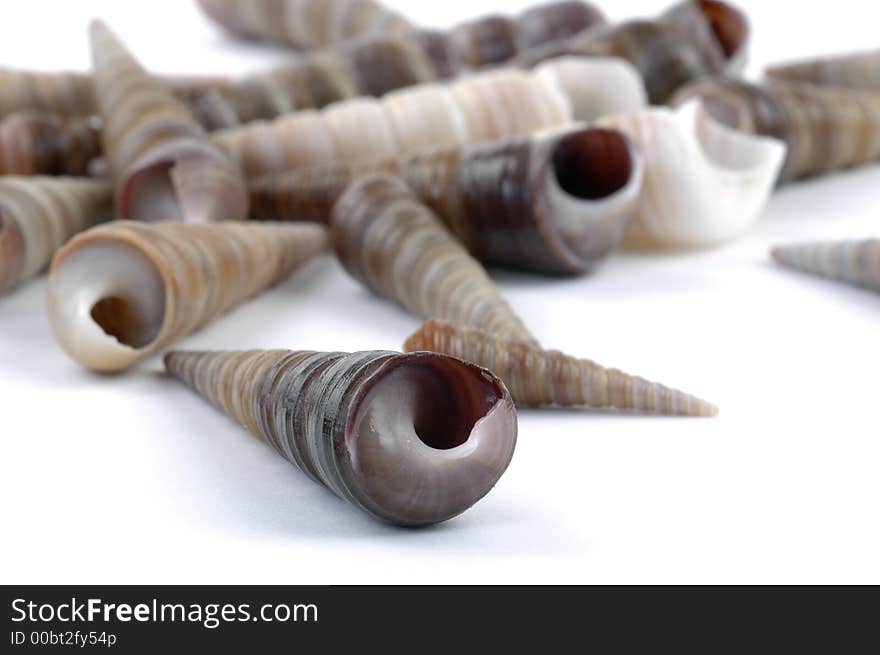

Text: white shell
xmin=600 ymin=100 xmax=786 ymax=249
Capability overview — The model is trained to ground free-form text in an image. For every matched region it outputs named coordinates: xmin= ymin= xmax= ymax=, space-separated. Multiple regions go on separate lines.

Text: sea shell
xmin=0 ymin=69 xmax=95 ymax=118
xmin=517 ymin=0 xmax=749 ymax=103
xmin=89 ymin=20 xmax=248 ymax=222
xmin=598 ymin=100 xmax=786 ymax=249
xmin=766 ymin=49 xmax=880 ymax=92
xmin=403 ymin=320 xmax=718 ymax=416
xmin=0 ymin=177 xmax=111 ymax=294
xmin=331 ymin=173 xmax=535 ymax=343
xmin=671 ymin=77 xmax=880 ymax=183
xmin=771 ymin=239 xmax=880 ymax=293
xmin=0 ymin=111 xmax=102 ymax=176
xmin=47 ymin=221 xmax=327 ymax=372
xmin=196 ymin=0 xmax=413 ymax=49
xmin=164 ymin=348 xmax=517 ymax=526
xmin=214 ymin=56 xmax=647 ymax=180
xmin=250 ymin=124 xmax=644 ymax=275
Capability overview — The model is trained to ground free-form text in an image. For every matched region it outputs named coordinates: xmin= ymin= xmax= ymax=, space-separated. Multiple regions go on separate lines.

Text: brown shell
xmin=47 ymin=221 xmax=327 ymax=372
xmin=404 ymin=319 xmax=718 ymax=417
xmin=250 ymin=125 xmax=643 ymax=275
xmin=164 ymin=348 xmax=518 ymax=526
xmin=89 ymin=20 xmax=248 ymax=222
xmin=516 ymin=0 xmax=749 ymax=104
xmin=671 ymin=76 xmax=880 ymax=182
xmin=330 ymin=173 xmax=535 ymax=343
xmin=0 ymin=111 xmax=102 ymax=176
xmin=0 ymin=176 xmax=111 ymax=293
xmin=766 ymin=49 xmax=880 ymax=92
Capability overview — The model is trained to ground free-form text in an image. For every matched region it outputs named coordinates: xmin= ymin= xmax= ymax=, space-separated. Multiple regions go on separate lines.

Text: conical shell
xmin=89 ymin=20 xmax=248 ymax=222
xmin=598 ymin=101 xmax=786 ymax=249
xmin=0 ymin=111 xmax=102 ymax=176
xmin=766 ymin=49 xmax=880 ymax=92
xmin=213 ymin=56 xmax=648 ymax=180
xmin=47 ymin=221 xmax=327 ymax=372
xmin=671 ymin=77 xmax=880 ymax=183
xmin=0 ymin=177 xmax=111 ymax=294
xmin=404 ymin=319 xmax=718 ymax=417
xmin=196 ymin=0 xmax=413 ymax=49
xmin=771 ymin=239 xmax=880 ymax=293
xmin=165 ymin=348 xmax=517 ymax=526
xmin=331 ymin=173 xmax=535 ymax=343
xmin=250 ymin=124 xmax=644 ymax=275
xmin=517 ymin=0 xmax=749 ymax=104
xmin=0 ymin=69 xmax=96 ymax=118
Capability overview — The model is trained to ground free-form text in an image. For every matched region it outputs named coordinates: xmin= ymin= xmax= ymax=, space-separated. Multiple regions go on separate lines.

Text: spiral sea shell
xmin=213 ymin=57 xmax=647 ymax=180
xmin=251 ymin=124 xmax=644 ymax=275
xmin=0 ymin=177 xmax=111 ymax=294
xmin=331 ymin=173 xmax=534 ymax=343
xmin=518 ymin=0 xmax=749 ymax=104
xmin=598 ymin=100 xmax=786 ymax=249
xmin=196 ymin=0 xmax=413 ymax=49
xmin=771 ymin=239 xmax=880 ymax=293
xmin=766 ymin=49 xmax=880 ymax=92
xmin=671 ymin=77 xmax=880 ymax=183
xmin=165 ymin=347 xmax=517 ymax=526
xmin=89 ymin=20 xmax=248 ymax=222
xmin=47 ymin=221 xmax=327 ymax=372
xmin=403 ymin=320 xmax=718 ymax=417
xmin=0 ymin=111 xmax=102 ymax=176
xmin=0 ymin=69 xmax=95 ymax=119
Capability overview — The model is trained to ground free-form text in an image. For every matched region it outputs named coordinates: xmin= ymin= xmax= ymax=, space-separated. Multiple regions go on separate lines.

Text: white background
xmin=1 ymin=0 xmax=878 ymax=584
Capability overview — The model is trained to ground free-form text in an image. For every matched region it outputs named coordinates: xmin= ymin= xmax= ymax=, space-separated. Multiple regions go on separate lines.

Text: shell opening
xmin=346 ymin=353 xmax=517 ymax=525
xmin=124 ymin=160 xmax=183 ymax=221
xmin=696 ymin=0 xmax=748 ymax=61
xmin=552 ymin=129 xmax=634 ymax=201
xmin=89 ymin=295 xmax=161 ymax=349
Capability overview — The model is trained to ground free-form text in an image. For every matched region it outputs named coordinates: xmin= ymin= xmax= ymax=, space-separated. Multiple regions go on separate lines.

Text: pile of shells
xmin=4 ymin=0 xmax=872 ymax=528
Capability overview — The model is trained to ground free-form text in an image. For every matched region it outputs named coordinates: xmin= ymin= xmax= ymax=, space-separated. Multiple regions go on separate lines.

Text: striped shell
xmin=0 ymin=69 xmax=95 ymax=118
xmin=196 ymin=0 xmax=413 ymax=49
xmin=599 ymin=101 xmax=786 ymax=249
xmin=0 ymin=111 xmax=102 ymax=176
xmin=766 ymin=49 xmax=880 ymax=92
xmin=403 ymin=320 xmax=718 ymax=417
xmin=89 ymin=20 xmax=248 ymax=222
xmin=250 ymin=124 xmax=644 ymax=275
xmin=331 ymin=173 xmax=535 ymax=343
xmin=165 ymin=348 xmax=517 ymax=526
xmin=517 ymin=0 xmax=749 ymax=104
xmin=47 ymin=221 xmax=327 ymax=372
xmin=213 ymin=63 xmax=574 ymax=179
xmin=772 ymin=239 xmax=880 ymax=293
xmin=671 ymin=77 xmax=880 ymax=183
xmin=0 ymin=177 xmax=111 ymax=294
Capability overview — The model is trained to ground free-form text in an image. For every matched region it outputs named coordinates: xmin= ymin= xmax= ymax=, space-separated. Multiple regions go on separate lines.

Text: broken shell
xmin=89 ymin=20 xmax=248 ymax=222
xmin=213 ymin=64 xmax=573 ymax=179
xmin=0 ymin=177 xmax=111 ymax=294
xmin=599 ymin=100 xmax=786 ymax=249
xmin=165 ymin=348 xmax=517 ymax=526
xmin=47 ymin=221 xmax=327 ymax=372
xmin=0 ymin=111 xmax=102 ymax=176
xmin=766 ymin=49 xmax=880 ymax=92
xmin=404 ymin=319 xmax=718 ymax=417
xmin=517 ymin=0 xmax=749 ymax=103
xmin=196 ymin=0 xmax=413 ymax=49
xmin=331 ymin=173 xmax=535 ymax=342
xmin=250 ymin=124 xmax=644 ymax=275
xmin=671 ymin=77 xmax=880 ymax=183
xmin=771 ymin=239 xmax=880 ymax=293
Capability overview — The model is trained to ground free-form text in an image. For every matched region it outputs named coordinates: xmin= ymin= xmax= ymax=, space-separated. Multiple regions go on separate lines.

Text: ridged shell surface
xmin=330 ymin=173 xmax=534 ymax=342
xmin=599 ymin=101 xmax=786 ymax=249
xmin=47 ymin=221 xmax=327 ymax=372
xmin=0 ymin=177 xmax=111 ymax=293
xmin=89 ymin=20 xmax=248 ymax=222
xmin=165 ymin=348 xmax=518 ymax=526
xmin=0 ymin=111 xmax=102 ymax=176
xmin=766 ymin=49 xmax=880 ymax=92
xmin=772 ymin=239 xmax=880 ymax=293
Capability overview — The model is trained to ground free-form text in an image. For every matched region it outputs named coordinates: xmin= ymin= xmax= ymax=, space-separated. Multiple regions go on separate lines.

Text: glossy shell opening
xmin=696 ymin=0 xmax=748 ymax=61
xmin=48 ymin=238 xmax=167 ymax=371
xmin=123 ymin=160 xmax=183 ymax=221
xmin=346 ymin=352 xmax=517 ymax=526
xmin=552 ymin=129 xmax=634 ymax=201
